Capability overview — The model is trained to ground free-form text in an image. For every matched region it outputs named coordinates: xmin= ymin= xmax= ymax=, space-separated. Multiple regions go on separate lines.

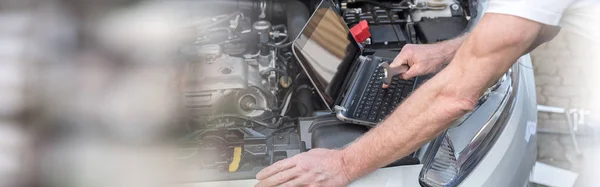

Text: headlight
xmin=419 ymin=64 xmax=519 ymax=187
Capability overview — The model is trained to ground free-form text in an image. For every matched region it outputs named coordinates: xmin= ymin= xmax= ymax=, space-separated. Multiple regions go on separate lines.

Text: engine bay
xmin=173 ymin=0 xmax=471 ymax=182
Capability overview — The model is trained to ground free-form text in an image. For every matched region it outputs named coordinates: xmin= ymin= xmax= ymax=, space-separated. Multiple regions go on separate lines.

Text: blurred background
xmin=0 ymin=0 xmax=187 ymax=186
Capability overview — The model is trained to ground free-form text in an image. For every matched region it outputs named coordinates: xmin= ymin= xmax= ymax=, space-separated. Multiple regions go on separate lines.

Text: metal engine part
xmin=175 ymin=1 xmax=310 ymax=180
xmin=182 ymin=44 xmax=277 ymax=120
xmin=411 ymin=0 xmax=460 ymax=21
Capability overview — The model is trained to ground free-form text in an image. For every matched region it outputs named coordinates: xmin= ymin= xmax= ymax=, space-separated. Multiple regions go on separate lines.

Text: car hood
xmin=180 ymin=164 xmax=423 ymax=187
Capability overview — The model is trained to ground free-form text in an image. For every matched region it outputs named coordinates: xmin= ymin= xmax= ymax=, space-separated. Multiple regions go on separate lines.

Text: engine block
xmin=182 ymin=44 xmax=276 ymax=120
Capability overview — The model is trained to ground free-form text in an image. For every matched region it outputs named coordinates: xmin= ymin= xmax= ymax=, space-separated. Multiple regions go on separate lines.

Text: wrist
xmin=339 ymin=148 xmax=360 ymax=182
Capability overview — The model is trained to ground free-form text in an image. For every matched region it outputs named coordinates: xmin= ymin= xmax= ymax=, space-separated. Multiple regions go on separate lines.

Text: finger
xmin=390 ymin=55 xmax=409 ymax=68
xmin=256 ymin=158 xmax=296 ymax=180
xmin=391 ymin=46 xmax=413 ymax=67
xmin=256 ymin=166 xmax=303 ymax=187
xmin=382 ymin=83 xmax=389 ymax=89
xmin=401 ymin=65 xmax=420 ymax=80
xmin=401 ymin=70 xmax=416 ymax=80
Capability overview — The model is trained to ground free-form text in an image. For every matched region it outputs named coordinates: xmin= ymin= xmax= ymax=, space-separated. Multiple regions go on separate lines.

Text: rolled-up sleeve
xmin=485 ymin=0 xmax=576 ymax=26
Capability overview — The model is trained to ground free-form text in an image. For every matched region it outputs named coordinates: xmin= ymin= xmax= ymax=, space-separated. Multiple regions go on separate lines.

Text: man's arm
xmin=390 ymin=21 xmax=557 ymax=81
xmin=385 ymin=34 xmax=468 ymax=82
xmin=254 ymin=13 xmax=553 ymax=187
xmin=341 ymin=13 xmax=543 ymax=180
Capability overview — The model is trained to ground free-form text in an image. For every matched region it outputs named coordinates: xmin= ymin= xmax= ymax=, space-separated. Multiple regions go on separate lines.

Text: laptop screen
xmin=292 ymin=0 xmax=361 ymax=109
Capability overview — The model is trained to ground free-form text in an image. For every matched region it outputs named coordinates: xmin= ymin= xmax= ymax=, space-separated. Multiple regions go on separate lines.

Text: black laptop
xmin=291 ymin=0 xmax=422 ymax=126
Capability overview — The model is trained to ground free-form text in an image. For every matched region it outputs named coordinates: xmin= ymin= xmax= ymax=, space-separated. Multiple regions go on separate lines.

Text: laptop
xmin=291 ymin=0 xmax=422 ymax=126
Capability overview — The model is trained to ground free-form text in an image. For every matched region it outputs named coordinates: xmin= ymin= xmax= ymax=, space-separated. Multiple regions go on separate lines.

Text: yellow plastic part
xmin=229 ymin=146 xmax=242 ymax=172
xmin=279 ymin=76 xmax=293 ymax=88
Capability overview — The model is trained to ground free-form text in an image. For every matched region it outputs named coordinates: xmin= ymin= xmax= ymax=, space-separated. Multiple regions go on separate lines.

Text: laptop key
xmin=370 ymin=107 xmax=378 ymax=114
xmin=380 ymin=109 xmax=387 ymax=116
xmin=385 ymin=92 xmax=393 ymax=98
xmin=361 ymin=111 xmax=369 ymax=119
xmin=394 ymin=89 xmax=403 ymax=97
xmin=381 ymin=106 xmax=388 ymax=113
xmin=368 ymin=116 xmax=376 ymax=121
xmin=402 ymin=87 xmax=411 ymax=97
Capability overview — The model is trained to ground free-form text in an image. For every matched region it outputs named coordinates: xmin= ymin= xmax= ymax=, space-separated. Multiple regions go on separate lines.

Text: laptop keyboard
xmin=355 ymin=66 xmax=414 ymax=122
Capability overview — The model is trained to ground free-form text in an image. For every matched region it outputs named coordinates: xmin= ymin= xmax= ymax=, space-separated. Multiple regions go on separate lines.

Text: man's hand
xmin=382 ymin=36 xmax=467 ymax=88
xmin=255 ymin=148 xmax=351 ymax=187
xmin=391 ymin=44 xmax=451 ymax=80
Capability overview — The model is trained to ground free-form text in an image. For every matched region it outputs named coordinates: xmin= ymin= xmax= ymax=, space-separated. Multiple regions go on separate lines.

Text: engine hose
xmin=295 ymin=85 xmax=314 ymax=117
xmin=285 ymin=0 xmax=309 ymax=40
xmin=259 ymin=67 xmax=287 ymax=77
xmin=266 ymin=40 xmax=293 ymax=48
xmin=276 ymin=86 xmax=294 ymax=112
xmin=271 ymin=24 xmax=289 ymax=45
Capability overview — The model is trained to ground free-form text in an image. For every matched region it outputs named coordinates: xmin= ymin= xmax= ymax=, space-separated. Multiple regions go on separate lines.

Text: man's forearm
xmin=341 ymin=65 xmax=477 ymax=179
xmin=439 ymin=34 xmax=468 ymax=62
xmin=424 ymin=23 xmax=558 ymax=66
xmin=340 ymin=13 xmax=542 ymax=180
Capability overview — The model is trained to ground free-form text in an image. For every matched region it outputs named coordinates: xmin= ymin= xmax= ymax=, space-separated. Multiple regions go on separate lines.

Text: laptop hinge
xmin=334 ymin=105 xmax=347 ymax=112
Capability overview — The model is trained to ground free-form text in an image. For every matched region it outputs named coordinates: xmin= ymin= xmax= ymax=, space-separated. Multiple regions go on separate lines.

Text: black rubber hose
xmin=285 ymin=0 xmax=310 ymax=40
xmin=295 ymin=86 xmax=314 ymax=117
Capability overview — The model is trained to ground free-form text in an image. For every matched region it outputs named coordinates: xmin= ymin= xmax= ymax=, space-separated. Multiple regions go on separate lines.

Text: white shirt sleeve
xmin=485 ymin=0 xmax=577 ymax=26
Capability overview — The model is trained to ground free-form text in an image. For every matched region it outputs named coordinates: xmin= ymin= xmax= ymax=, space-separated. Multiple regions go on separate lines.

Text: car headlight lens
xmin=419 ymin=64 xmax=519 ymax=187
xmin=421 ymin=134 xmax=459 ymax=186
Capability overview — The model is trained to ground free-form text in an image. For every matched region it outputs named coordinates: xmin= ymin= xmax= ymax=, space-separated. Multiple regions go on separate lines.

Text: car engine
xmin=175 ymin=0 xmax=311 ymax=181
